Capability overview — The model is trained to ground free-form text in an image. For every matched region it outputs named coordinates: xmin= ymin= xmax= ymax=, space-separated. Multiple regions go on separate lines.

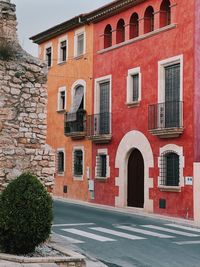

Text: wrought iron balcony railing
xmin=64 ymin=110 xmax=86 ymax=139
xmin=148 ymin=101 xmax=183 ymax=138
xmin=87 ymin=112 xmax=112 ymax=143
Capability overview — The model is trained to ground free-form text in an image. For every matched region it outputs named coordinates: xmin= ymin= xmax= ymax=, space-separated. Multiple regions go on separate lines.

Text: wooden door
xmin=128 ymin=149 xmax=144 ymax=208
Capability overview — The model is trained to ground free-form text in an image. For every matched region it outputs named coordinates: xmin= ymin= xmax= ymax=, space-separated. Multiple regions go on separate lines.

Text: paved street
xmin=53 ymin=200 xmax=200 ymax=267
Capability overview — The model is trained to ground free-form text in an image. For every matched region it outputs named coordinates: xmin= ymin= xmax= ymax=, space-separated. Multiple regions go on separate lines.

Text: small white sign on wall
xmin=185 ymin=176 xmax=193 ymax=186
xmin=88 ymin=180 xmax=94 ymax=191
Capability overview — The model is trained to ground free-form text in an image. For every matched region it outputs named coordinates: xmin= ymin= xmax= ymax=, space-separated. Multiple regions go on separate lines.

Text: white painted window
xmin=73 ymin=146 xmax=84 ymax=180
xmin=94 ymin=75 xmax=112 ymax=135
xmin=95 ymin=149 xmax=110 ymax=180
xmin=74 ymin=28 xmax=86 ymax=57
xmin=158 ymin=55 xmax=183 ymax=103
xmin=44 ymin=43 xmax=53 ymax=67
xmin=158 ymin=144 xmax=185 ymax=191
xmin=58 ymin=36 xmax=68 ymax=63
xmin=126 ymin=67 xmax=141 ymax=105
xmin=57 ymin=87 xmax=66 ymax=111
xmin=57 ymin=149 xmax=65 ymax=175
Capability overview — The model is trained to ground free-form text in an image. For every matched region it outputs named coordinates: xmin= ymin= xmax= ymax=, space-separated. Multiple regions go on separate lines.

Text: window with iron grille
xmin=96 ymin=154 xmax=107 ymax=178
xmin=73 ymin=150 xmax=83 ymax=176
xmin=57 ymin=151 xmax=64 ymax=174
xmin=46 ymin=47 xmax=52 ymax=67
xmin=77 ymin=33 xmax=84 ymax=56
xmin=60 ymin=40 xmax=67 ymax=62
xmin=160 ymin=151 xmax=180 ymax=186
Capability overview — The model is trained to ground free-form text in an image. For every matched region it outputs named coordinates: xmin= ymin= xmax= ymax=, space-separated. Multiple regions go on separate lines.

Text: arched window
xmin=160 ymin=0 xmax=171 ymax=27
xmin=104 ymin=24 xmax=112 ymax=48
xmin=116 ymin=19 xmax=125 ymax=44
xmin=161 ymin=151 xmax=180 ymax=186
xmin=144 ymin=6 xmax=154 ymax=33
xmin=130 ymin=13 xmax=139 ymax=39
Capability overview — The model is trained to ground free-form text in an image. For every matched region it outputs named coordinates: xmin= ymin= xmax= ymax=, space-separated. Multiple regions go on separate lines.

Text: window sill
xmin=158 ymin=186 xmax=181 ymax=192
xmin=98 ymin=24 xmax=176 ymax=54
xmin=74 ymin=54 xmax=85 ymax=60
xmin=57 ymin=172 xmax=64 ymax=177
xmin=126 ymin=101 xmax=140 ymax=108
xmin=95 ymin=176 xmax=108 ymax=181
xmin=73 ymin=175 xmax=83 ymax=181
xmin=57 ymin=109 xmax=66 ymax=114
xmin=58 ymin=61 xmax=67 ymax=65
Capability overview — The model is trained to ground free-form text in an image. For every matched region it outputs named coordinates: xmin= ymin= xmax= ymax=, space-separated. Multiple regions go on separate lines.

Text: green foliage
xmin=0 ymin=37 xmax=15 ymax=61
xmin=0 ymin=173 xmax=53 ymax=255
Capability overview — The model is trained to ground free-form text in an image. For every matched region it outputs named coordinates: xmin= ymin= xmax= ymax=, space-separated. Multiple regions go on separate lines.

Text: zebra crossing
xmin=53 ymin=222 xmax=200 ymax=245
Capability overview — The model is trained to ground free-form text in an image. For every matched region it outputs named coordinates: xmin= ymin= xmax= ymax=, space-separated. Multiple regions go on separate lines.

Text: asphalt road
xmin=53 ymin=200 xmax=200 ymax=267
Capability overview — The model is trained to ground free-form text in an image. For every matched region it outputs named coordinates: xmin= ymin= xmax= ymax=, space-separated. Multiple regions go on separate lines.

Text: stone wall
xmin=0 ymin=0 xmax=55 ymax=191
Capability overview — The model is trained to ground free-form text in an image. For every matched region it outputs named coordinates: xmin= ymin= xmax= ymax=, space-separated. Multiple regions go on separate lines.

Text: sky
xmin=11 ymin=0 xmax=111 ymax=56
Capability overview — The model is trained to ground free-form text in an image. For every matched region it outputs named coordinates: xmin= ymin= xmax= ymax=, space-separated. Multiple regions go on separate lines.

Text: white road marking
xmin=53 ymin=223 xmax=95 ymax=227
xmin=53 ymin=233 xmax=85 ymax=244
xmin=142 ymin=225 xmax=199 ymax=237
xmin=62 ymin=228 xmax=116 ymax=242
xmin=165 ymin=224 xmax=200 ymax=233
xmin=90 ymin=227 xmax=146 ymax=240
xmin=116 ymin=225 xmax=174 ymax=239
xmin=174 ymin=240 xmax=200 ymax=245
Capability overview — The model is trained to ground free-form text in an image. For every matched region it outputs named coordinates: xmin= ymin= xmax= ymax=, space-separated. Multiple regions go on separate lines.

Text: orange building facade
xmin=31 ymin=17 xmax=94 ymax=201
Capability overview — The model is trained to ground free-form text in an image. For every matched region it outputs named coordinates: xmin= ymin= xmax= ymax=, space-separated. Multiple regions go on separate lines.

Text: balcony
xmin=87 ymin=112 xmax=112 ymax=143
xmin=148 ymin=101 xmax=183 ymax=138
xmin=64 ymin=110 xmax=86 ymax=139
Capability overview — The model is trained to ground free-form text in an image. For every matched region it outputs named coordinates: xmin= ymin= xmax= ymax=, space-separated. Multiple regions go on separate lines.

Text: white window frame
xmin=74 ymin=27 xmax=86 ymax=58
xmin=44 ymin=42 xmax=53 ymax=68
xmin=57 ymin=148 xmax=65 ymax=176
xmin=126 ymin=67 xmax=142 ymax=106
xmin=158 ymin=144 xmax=185 ymax=191
xmin=58 ymin=35 xmax=68 ymax=64
xmin=57 ymin=86 xmax=66 ymax=112
xmin=158 ymin=55 xmax=183 ymax=103
xmin=71 ymin=79 xmax=86 ymax=110
xmin=72 ymin=146 xmax=84 ymax=180
xmin=95 ymin=149 xmax=110 ymax=180
xmin=94 ymin=75 xmax=112 ymax=135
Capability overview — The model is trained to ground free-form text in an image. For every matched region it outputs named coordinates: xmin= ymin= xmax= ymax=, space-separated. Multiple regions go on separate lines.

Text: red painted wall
xmin=92 ymin=0 xmax=195 ymax=219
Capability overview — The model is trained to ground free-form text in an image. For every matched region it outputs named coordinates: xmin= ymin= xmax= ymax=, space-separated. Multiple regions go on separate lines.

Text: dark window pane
xmin=74 ymin=150 xmax=83 ymax=176
xmin=132 ymin=74 xmax=139 ymax=102
xmin=165 ymin=153 xmax=179 ymax=186
xmin=58 ymin=151 xmax=64 ymax=173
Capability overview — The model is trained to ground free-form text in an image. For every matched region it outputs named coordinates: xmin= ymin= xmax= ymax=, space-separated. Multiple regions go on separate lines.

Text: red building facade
xmin=85 ymin=0 xmax=200 ymax=221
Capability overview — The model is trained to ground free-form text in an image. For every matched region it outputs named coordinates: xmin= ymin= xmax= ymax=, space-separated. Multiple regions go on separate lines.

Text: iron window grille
xmin=160 ymin=151 xmax=180 ymax=186
xmin=60 ymin=40 xmax=67 ymax=62
xmin=73 ymin=150 xmax=83 ymax=176
xmin=57 ymin=151 xmax=64 ymax=174
xmin=46 ymin=47 xmax=52 ymax=67
xmin=96 ymin=154 xmax=107 ymax=178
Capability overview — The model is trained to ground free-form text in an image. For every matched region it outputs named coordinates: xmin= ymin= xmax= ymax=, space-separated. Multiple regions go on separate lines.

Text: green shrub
xmin=0 ymin=173 xmax=53 ymax=255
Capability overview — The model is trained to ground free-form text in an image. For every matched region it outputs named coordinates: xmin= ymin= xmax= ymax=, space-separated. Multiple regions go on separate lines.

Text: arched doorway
xmin=128 ymin=149 xmax=144 ymax=208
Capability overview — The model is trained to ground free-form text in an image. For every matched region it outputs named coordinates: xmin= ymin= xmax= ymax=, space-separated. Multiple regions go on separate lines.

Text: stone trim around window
xmin=56 ymin=148 xmax=65 ymax=176
xmin=95 ymin=148 xmax=110 ymax=181
xmin=74 ymin=27 xmax=86 ymax=58
xmin=57 ymin=86 xmax=66 ymax=112
xmin=44 ymin=42 xmax=53 ymax=68
xmin=126 ymin=67 xmax=141 ymax=107
xmin=158 ymin=144 xmax=185 ymax=192
xmin=57 ymin=35 xmax=68 ymax=64
xmin=72 ymin=146 xmax=84 ymax=181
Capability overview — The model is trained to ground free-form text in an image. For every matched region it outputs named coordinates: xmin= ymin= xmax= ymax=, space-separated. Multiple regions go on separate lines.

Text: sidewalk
xmin=54 ymin=196 xmax=200 ymax=228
